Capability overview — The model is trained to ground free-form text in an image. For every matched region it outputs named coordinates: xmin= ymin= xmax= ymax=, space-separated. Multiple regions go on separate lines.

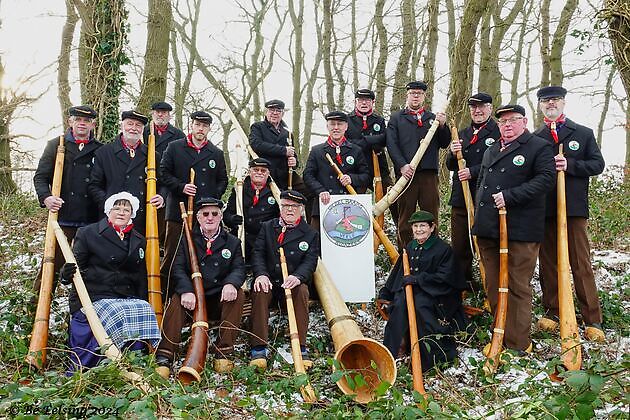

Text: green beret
xmin=408 ymin=210 xmax=434 ymax=224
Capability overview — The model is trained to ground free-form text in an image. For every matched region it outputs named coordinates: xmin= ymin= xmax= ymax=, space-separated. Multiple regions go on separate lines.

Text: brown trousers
xmin=249 ymin=283 xmax=309 ymax=347
xmin=161 ymin=220 xmax=183 ymax=296
xmin=538 ymin=217 xmax=602 ymax=325
xmin=34 ymin=226 xmax=78 ymax=291
xmin=396 ymin=170 xmax=439 ymax=248
xmin=157 ymin=290 xmax=245 ymax=360
xmin=478 ymin=238 xmax=539 ymax=351
xmin=450 ymin=206 xmax=474 ymax=286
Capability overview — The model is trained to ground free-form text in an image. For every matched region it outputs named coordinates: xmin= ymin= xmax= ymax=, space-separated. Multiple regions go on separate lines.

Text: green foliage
xmin=588 ymin=167 xmax=629 ymax=250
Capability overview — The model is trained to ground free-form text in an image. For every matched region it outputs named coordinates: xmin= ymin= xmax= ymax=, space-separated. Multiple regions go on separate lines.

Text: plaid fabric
xmin=90 ymin=298 xmax=161 ymax=348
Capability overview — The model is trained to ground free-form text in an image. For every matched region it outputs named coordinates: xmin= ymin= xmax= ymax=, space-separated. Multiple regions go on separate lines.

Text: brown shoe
xmin=537 ymin=317 xmax=559 ymax=332
xmin=214 ymin=358 xmax=234 ymax=373
xmin=584 ymin=325 xmax=605 ymax=342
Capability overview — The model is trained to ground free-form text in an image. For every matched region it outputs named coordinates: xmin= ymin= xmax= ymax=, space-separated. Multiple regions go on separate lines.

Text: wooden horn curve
xmin=403 ymin=249 xmax=426 ymax=395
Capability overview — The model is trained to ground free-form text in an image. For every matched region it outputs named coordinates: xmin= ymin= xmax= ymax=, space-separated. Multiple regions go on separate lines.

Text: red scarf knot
xmin=470 ymin=121 xmax=489 ymax=145
xmin=154 ymin=123 xmax=168 ymax=136
xmin=277 ymin=216 xmax=302 ymax=245
xmin=277 ymin=226 xmax=286 ymax=245
xmin=544 ymin=114 xmax=566 ymax=144
xmin=355 ymin=109 xmax=373 ymax=131
xmin=187 ymin=134 xmax=208 ymax=152
xmin=407 ymin=107 xmax=425 ymax=127
xmin=108 ymin=221 xmax=134 ymax=240
xmin=121 ymin=136 xmax=142 ymax=158
xmin=203 ymin=227 xmax=221 ymax=255
xmin=326 ymin=136 xmax=347 ymax=165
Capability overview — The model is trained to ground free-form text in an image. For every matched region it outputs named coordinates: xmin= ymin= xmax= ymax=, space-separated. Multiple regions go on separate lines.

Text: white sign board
xmin=320 ymin=194 xmax=375 ymax=302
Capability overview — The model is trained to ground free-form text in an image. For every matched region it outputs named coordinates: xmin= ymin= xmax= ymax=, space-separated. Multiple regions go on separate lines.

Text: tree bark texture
xmin=58 ymin=0 xmax=78 ymax=128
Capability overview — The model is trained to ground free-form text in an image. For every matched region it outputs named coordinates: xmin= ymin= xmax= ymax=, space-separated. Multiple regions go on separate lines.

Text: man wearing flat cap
xmin=249 ymin=190 xmax=319 ymax=369
xmin=386 ymin=81 xmax=451 ymax=247
xmin=303 ymin=111 xmax=370 ymax=228
xmin=473 ymin=104 xmax=555 ymax=355
xmin=89 ymin=110 xmax=167 ymax=235
xmin=534 ymin=86 xmax=606 ymax=342
xmin=224 ymin=158 xmax=280 ymax=264
xmin=160 ymin=111 xmax=228 ymax=294
xmin=156 ymin=197 xmax=245 ymax=375
xmin=446 ymin=93 xmax=500 ymax=289
xmin=33 ymin=105 xmax=103 ymax=288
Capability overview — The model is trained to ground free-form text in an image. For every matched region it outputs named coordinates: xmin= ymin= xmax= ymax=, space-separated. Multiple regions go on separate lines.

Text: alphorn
xmin=556 ymin=144 xmax=582 ymax=371
xmin=50 ymin=220 xmax=149 ymax=392
xmin=279 ymin=248 xmax=317 ymax=403
xmin=314 ymin=261 xmax=397 ymax=403
xmin=373 ymin=118 xmax=440 ymax=218
xmin=187 ymin=169 xmax=195 ymax=229
xmin=26 ymin=135 xmax=65 ymax=369
xmin=145 ymin=123 xmax=163 ymax=327
xmin=287 ymin=132 xmax=294 ymax=190
xmin=324 ymin=153 xmax=399 ymax=264
xmin=372 ymin=151 xmax=384 ymax=253
xmin=177 ymin=202 xmax=209 ymax=384
xmin=483 ymin=208 xmax=508 ymax=376
xmin=402 ymin=249 xmax=426 ymax=395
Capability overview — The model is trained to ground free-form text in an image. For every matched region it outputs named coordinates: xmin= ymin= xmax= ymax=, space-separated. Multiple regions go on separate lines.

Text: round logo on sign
xmin=373 ymin=123 xmax=381 ymax=132
xmin=221 ymin=249 xmax=231 ymax=259
xmin=139 ymin=248 xmax=145 ymax=259
xmin=322 ymin=198 xmax=371 ymax=248
xmin=298 ymin=241 xmax=309 ymax=251
xmin=485 ymin=138 xmax=495 ymax=146
xmin=208 ymin=159 xmax=216 ymax=168
xmin=513 ymin=155 xmax=526 ymax=166
xmin=568 ymin=140 xmax=580 ymax=151
xmin=268 ymin=196 xmax=276 ymax=205
xmin=346 ymin=156 xmax=355 ymax=165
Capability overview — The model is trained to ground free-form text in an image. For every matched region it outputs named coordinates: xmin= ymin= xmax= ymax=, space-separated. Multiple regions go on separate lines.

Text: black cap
xmin=190 ymin=111 xmax=213 ymax=124
xmin=121 ymin=110 xmax=149 ymax=125
xmin=495 ymin=104 xmax=526 ymax=118
xmin=68 ymin=105 xmax=97 ymax=119
xmin=280 ymin=190 xmax=306 ymax=205
xmin=355 ymin=88 xmax=375 ymax=100
xmin=249 ymin=157 xmax=271 ymax=168
xmin=325 ymin=111 xmax=348 ymax=122
xmin=151 ymin=101 xmax=173 ymax=111
xmin=195 ymin=196 xmax=224 ymax=212
xmin=406 ymin=81 xmax=428 ymax=91
xmin=468 ymin=92 xmax=493 ymax=105
xmin=408 ymin=210 xmax=435 ymax=224
xmin=264 ymin=99 xmax=285 ymax=110
xmin=537 ymin=86 xmax=567 ymax=100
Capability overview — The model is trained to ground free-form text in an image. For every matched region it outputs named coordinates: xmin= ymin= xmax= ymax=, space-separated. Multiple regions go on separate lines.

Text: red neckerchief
xmin=326 ymin=136 xmax=347 ymax=165
xmin=202 ymin=227 xmax=221 ymax=255
xmin=154 ymin=123 xmax=168 ymax=136
xmin=544 ymin=114 xmax=566 ymax=143
xmin=108 ymin=221 xmax=134 ymax=240
xmin=187 ymin=134 xmax=208 ymax=153
xmin=277 ymin=216 xmax=301 ymax=245
xmin=251 ymin=181 xmax=266 ymax=206
xmin=72 ymin=129 xmax=90 ymax=151
xmin=407 ymin=107 xmax=425 ymax=127
xmin=470 ymin=121 xmax=489 ymax=145
xmin=355 ymin=109 xmax=373 ymax=130
xmin=121 ymin=136 xmax=142 ymax=158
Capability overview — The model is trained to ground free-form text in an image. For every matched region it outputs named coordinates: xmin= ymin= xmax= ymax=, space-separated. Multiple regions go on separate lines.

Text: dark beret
xmin=325 ymin=111 xmax=349 ymax=122
xmin=495 ymin=104 xmax=526 ymax=118
xmin=249 ymin=157 xmax=271 ymax=168
xmin=195 ymin=196 xmax=224 ymax=212
xmin=408 ymin=210 xmax=435 ymax=224
xmin=151 ymin=101 xmax=173 ymax=111
xmin=190 ymin=111 xmax=213 ymax=124
xmin=264 ymin=99 xmax=285 ymax=109
xmin=406 ymin=81 xmax=428 ymax=91
xmin=355 ymin=89 xmax=375 ymax=100
xmin=280 ymin=190 xmax=307 ymax=205
xmin=68 ymin=105 xmax=97 ymax=119
xmin=537 ymin=86 xmax=567 ymax=100
xmin=468 ymin=92 xmax=493 ymax=105
xmin=121 ymin=110 xmax=149 ymax=125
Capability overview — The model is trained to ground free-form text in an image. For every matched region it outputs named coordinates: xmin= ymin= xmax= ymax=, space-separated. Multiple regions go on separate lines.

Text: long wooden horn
xmin=26 ymin=135 xmax=65 ymax=369
xmin=324 ymin=153 xmax=399 ymax=264
xmin=556 ymin=144 xmax=582 ymax=371
xmin=373 ymin=118 xmax=440 ymax=218
xmin=402 ymin=249 xmax=426 ymax=395
xmin=279 ymin=248 xmax=317 ymax=403
xmin=314 ymin=260 xmax=397 ymax=403
xmin=371 ymin=152 xmax=385 ymax=253
xmin=187 ymin=169 xmax=195 ymax=229
xmin=177 ymin=202 xmax=209 ymax=384
xmin=483 ymin=208 xmax=509 ymax=376
xmin=287 ymin=132 xmax=294 ymax=190
xmin=146 ymin=123 xmax=163 ymax=327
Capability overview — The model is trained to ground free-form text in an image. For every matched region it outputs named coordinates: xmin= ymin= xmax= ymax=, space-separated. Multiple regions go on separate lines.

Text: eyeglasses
xmin=497 ymin=116 xmax=525 ymax=126
xmin=200 ymin=210 xmax=220 ymax=218
xmin=469 ymin=103 xmax=490 ymax=109
xmin=250 ymin=167 xmax=269 ymax=174
xmin=267 ymin=108 xmax=284 ymax=114
xmin=407 ymin=91 xmax=425 ymax=97
xmin=111 ymin=206 xmax=131 ymax=214
xmin=539 ymin=97 xmax=563 ymax=104
xmin=281 ymin=203 xmax=301 ymax=210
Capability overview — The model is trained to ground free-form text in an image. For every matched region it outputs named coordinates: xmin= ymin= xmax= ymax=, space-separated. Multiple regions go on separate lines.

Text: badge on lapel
xmin=513 ymin=155 xmax=526 ymax=166
xmin=373 ymin=123 xmax=381 ymax=132
xmin=568 ymin=140 xmax=580 ymax=151
xmin=139 ymin=248 xmax=145 ymax=259
xmin=209 ymin=159 xmax=216 ymax=168
xmin=268 ymin=196 xmax=276 ymax=205
xmin=346 ymin=156 xmax=355 ymax=165
xmin=221 ymin=249 xmax=231 ymax=259
xmin=298 ymin=241 xmax=309 ymax=251
xmin=485 ymin=138 xmax=495 ymax=146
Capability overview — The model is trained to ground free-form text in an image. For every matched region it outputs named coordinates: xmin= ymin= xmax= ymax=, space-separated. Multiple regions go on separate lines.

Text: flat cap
xmin=406 ymin=81 xmax=428 ymax=91
xmin=249 ymin=157 xmax=271 ymax=168
xmin=68 ymin=105 xmax=97 ymax=119
xmin=325 ymin=110 xmax=348 ymax=122
xmin=195 ymin=196 xmax=224 ymax=212
xmin=121 ymin=110 xmax=149 ymax=125
xmin=190 ymin=111 xmax=213 ymax=124
xmin=264 ymin=99 xmax=285 ymax=109
xmin=537 ymin=86 xmax=567 ymax=100
xmin=468 ymin=92 xmax=493 ymax=105
xmin=355 ymin=88 xmax=375 ymax=99
xmin=151 ymin=101 xmax=173 ymax=111
xmin=280 ymin=190 xmax=307 ymax=205
xmin=495 ymin=104 xmax=526 ymax=118
xmin=408 ymin=210 xmax=435 ymax=224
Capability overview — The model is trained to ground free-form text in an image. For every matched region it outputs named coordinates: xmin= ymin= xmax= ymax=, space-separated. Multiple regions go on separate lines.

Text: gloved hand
xmin=231 ymin=215 xmax=243 ymax=225
xmin=403 ymin=275 xmax=416 ymax=287
xmin=60 ymin=262 xmax=77 ymax=285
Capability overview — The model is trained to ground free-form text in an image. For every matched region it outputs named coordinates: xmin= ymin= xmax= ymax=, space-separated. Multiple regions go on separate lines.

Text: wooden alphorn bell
xmin=279 ymin=248 xmax=317 ymax=403
xmin=372 ymin=151 xmax=385 ymax=253
xmin=402 ymin=249 xmax=426 ymax=395
xmin=324 ymin=153 xmax=399 ymax=264
xmin=26 ymin=135 xmax=65 ymax=369
xmin=187 ymin=168 xmax=195 ymax=229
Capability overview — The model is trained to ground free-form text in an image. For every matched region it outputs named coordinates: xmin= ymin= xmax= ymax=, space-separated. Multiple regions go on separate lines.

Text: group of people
xmin=32 ymin=80 xmax=605 ymax=378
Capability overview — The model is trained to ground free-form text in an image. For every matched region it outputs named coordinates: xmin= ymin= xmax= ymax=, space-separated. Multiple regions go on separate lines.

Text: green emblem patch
xmin=568 ymin=140 xmax=580 ymax=151
xmin=268 ymin=196 xmax=276 ymax=205
xmin=299 ymin=241 xmax=309 ymax=251
xmin=346 ymin=156 xmax=355 ymax=165
xmin=373 ymin=123 xmax=381 ymax=132
xmin=221 ymin=249 xmax=231 ymax=259
xmin=513 ymin=155 xmax=525 ymax=166
xmin=139 ymin=248 xmax=144 ymax=259
xmin=209 ymin=159 xmax=216 ymax=168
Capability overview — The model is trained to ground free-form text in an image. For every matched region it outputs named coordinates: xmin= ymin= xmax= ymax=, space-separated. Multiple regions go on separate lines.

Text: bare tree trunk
xmin=322 ymin=0 xmax=335 ymax=109
xmin=596 ymin=66 xmax=616 ymax=148
xmin=373 ymin=0 xmax=388 ymax=112
xmin=137 ymin=0 xmax=172 ymax=115
xmin=171 ymin=0 xmax=199 ymax=129
xmin=549 ymin=0 xmax=578 ymax=85
xmin=446 ymin=0 xmax=456 ymax=55
xmin=351 ymin=0 xmax=358 ymax=92
xmin=58 ymin=0 xmax=78 ymax=127
xmin=288 ymin=0 xmax=304 ymax=143
xmin=390 ymin=0 xmax=415 ymax=112
xmin=540 ymin=0 xmax=551 ymax=88
xmin=423 ymin=0 xmax=439 ymax=108
xmin=509 ymin=1 xmax=533 ymax=104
